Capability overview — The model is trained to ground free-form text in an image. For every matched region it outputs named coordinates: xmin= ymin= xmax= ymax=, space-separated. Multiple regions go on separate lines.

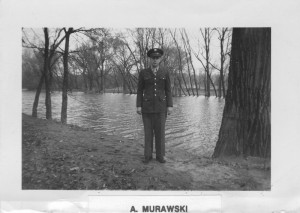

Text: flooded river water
xmin=22 ymin=91 xmax=225 ymax=157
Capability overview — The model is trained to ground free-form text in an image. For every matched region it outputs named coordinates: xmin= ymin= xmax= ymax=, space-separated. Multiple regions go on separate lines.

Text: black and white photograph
xmin=21 ymin=27 xmax=271 ymax=191
xmin=1 ymin=0 xmax=300 ymax=212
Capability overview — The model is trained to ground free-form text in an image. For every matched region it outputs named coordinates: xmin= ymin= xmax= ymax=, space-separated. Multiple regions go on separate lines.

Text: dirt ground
xmin=22 ymin=113 xmax=270 ymax=190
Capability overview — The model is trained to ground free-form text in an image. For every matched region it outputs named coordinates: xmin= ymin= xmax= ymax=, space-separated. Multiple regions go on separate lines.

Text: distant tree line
xmin=22 ymin=28 xmax=231 ymax=95
xmin=22 ymin=28 xmax=231 ymax=123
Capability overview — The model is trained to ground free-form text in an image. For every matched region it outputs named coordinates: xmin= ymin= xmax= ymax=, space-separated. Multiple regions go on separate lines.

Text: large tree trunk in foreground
xmin=213 ymin=28 xmax=271 ymax=158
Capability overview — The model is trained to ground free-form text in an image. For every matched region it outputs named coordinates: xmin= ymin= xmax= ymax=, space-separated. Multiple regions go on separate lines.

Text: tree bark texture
xmin=218 ymin=34 xmax=225 ymax=98
xmin=204 ymin=29 xmax=211 ymax=97
xmin=32 ymin=72 xmax=45 ymax=117
xmin=208 ymin=72 xmax=218 ymax=97
xmin=218 ymin=28 xmax=229 ymax=98
xmin=213 ymin=28 xmax=271 ymax=158
xmin=43 ymin=28 xmax=52 ymax=120
xmin=61 ymin=28 xmax=72 ymax=124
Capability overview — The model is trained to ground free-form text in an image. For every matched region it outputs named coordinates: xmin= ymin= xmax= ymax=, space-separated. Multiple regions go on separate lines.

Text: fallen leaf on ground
xmin=70 ymin=167 xmax=80 ymax=171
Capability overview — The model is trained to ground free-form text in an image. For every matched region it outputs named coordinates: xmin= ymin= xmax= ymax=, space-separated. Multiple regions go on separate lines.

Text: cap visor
xmin=150 ymin=53 xmax=162 ymax=58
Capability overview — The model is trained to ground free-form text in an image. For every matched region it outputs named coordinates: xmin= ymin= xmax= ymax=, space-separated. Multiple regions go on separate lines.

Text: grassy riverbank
xmin=22 ymin=113 xmax=270 ymax=190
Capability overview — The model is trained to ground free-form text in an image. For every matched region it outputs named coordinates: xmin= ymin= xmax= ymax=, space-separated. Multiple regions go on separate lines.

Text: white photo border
xmin=1 ymin=0 xmax=300 ymax=212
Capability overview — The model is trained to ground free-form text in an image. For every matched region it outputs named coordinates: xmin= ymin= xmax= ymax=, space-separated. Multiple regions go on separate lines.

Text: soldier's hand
xmin=167 ymin=107 xmax=173 ymax=115
xmin=137 ymin=107 xmax=142 ymax=115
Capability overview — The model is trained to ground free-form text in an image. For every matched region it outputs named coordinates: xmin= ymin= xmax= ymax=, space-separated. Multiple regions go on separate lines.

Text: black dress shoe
xmin=142 ymin=159 xmax=150 ymax=164
xmin=156 ymin=157 xmax=166 ymax=163
xmin=142 ymin=157 xmax=152 ymax=164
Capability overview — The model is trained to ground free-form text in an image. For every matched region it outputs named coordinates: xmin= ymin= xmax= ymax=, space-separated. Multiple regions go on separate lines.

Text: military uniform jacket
xmin=136 ymin=67 xmax=173 ymax=113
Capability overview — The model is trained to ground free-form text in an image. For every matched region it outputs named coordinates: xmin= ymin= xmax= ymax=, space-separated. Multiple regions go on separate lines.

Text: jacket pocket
xmin=143 ymin=96 xmax=151 ymax=102
xmin=159 ymin=96 xmax=166 ymax=102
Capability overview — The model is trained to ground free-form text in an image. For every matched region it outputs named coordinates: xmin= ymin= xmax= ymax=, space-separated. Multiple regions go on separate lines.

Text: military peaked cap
xmin=147 ymin=48 xmax=164 ymax=58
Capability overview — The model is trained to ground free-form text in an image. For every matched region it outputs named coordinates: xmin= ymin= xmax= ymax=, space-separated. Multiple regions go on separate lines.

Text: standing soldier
xmin=136 ymin=48 xmax=173 ymax=164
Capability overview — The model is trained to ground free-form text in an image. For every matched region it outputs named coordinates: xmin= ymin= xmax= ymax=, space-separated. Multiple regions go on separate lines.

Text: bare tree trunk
xmin=100 ymin=41 xmax=105 ymax=93
xmin=222 ymin=69 xmax=226 ymax=98
xmin=172 ymin=72 xmax=182 ymax=97
xmin=61 ymin=28 xmax=73 ymax=124
xmin=179 ymin=68 xmax=189 ymax=95
xmin=128 ymin=74 xmax=135 ymax=94
xmin=43 ymin=28 xmax=52 ymax=120
xmin=203 ymin=74 xmax=207 ymax=96
xmin=89 ymin=77 xmax=93 ymax=91
xmin=219 ymin=34 xmax=225 ymax=98
xmin=120 ymin=69 xmax=131 ymax=94
xmin=180 ymin=32 xmax=194 ymax=96
xmin=218 ymin=28 xmax=230 ymax=98
xmin=208 ymin=71 xmax=218 ymax=97
xmin=175 ymin=71 xmax=186 ymax=96
xmin=30 ymin=28 xmax=65 ymax=118
xmin=186 ymin=59 xmax=195 ymax=96
xmin=213 ymin=28 xmax=271 ymax=158
xmin=122 ymin=78 xmax=128 ymax=93
xmin=205 ymin=60 xmax=210 ymax=96
xmin=218 ymin=74 xmax=222 ymax=98
xmin=101 ymin=72 xmax=104 ymax=93
xmin=113 ymin=70 xmax=120 ymax=93
xmin=194 ymin=28 xmax=214 ymax=97
xmin=125 ymin=73 xmax=133 ymax=94
xmin=208 ymin=28 xmax=231 ymax=98
xmin=32 ymin=72 xmax=44 ymax=117
xmin=170 ymin=29 xmax=189 ymax=96
xmin=173 ymin=76 xmax=178 ymax=96
xmin=95 ymin=77 xmax=101 ymax=93
xmin=48 ymin=62 xmax=53 ymax=91
xmin=198 ymin=73 xmax=201 ymax=96
xmin=183 ymin=32 xmax=200 ymax=96
xmin=82 ymin=70 xmax=88 ymax=91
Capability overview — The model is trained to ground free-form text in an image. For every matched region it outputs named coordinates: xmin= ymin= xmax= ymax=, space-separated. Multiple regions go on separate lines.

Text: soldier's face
xmin=150 ymin=56 xmax=162 ymax=68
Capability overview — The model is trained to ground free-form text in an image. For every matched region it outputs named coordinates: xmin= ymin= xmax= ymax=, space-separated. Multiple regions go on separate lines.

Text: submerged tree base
xmin=22 ymin=113 xmax=270 ymax=190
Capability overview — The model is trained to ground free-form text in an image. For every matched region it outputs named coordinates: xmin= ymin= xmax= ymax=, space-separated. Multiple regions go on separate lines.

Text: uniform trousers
xmin=142 ymin=112 xmax=167 ymax=159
